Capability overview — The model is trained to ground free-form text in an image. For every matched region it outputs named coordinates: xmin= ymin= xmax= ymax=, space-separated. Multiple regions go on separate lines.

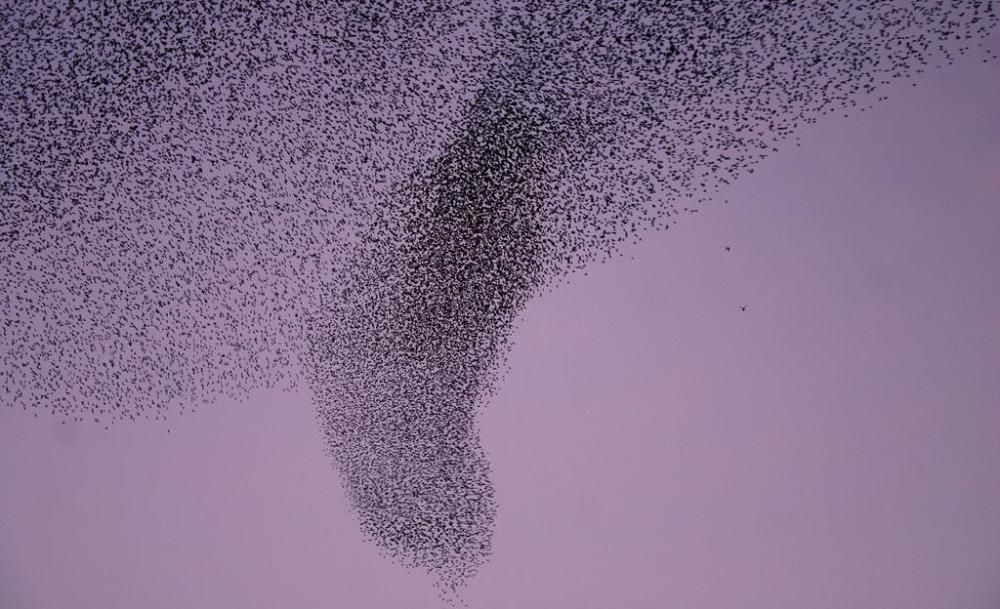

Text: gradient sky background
xmin=2 ymin=29 xmax=999 ymax=609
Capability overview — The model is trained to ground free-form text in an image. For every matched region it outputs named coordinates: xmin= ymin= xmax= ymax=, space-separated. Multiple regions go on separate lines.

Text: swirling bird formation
xmin=2 ymin=0 xmax=995 ymax=597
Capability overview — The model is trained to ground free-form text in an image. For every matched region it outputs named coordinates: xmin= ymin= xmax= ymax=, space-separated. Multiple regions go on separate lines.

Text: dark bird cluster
xmin=1 ymin=0 xmax=995 ymax=598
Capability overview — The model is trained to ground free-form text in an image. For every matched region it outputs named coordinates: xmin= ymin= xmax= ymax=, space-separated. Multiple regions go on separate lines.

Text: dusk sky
xmin=2 ymin=9 xmax=999 ymax=609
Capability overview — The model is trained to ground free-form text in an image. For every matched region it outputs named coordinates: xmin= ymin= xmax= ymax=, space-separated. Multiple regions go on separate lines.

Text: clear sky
xmin=2 ymin=25 xmax=999 ymax=609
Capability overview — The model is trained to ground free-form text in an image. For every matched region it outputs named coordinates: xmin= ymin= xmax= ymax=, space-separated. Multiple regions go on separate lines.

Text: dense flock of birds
xmin=1 ymin=0 xmax=995 ymax=598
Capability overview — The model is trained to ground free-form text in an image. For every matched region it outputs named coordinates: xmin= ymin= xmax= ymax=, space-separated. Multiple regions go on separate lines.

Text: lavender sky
xmin=2 ymin=19 xmax=999 ymax=609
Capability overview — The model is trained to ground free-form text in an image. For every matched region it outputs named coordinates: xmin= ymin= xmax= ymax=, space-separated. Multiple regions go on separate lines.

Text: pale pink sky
xmin=2 ymin=41 xmax=999 ymax=609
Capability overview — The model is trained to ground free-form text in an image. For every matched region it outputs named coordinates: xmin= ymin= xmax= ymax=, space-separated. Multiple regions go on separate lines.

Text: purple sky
xmin=2 ymin=36 xmax=999 ymax=609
